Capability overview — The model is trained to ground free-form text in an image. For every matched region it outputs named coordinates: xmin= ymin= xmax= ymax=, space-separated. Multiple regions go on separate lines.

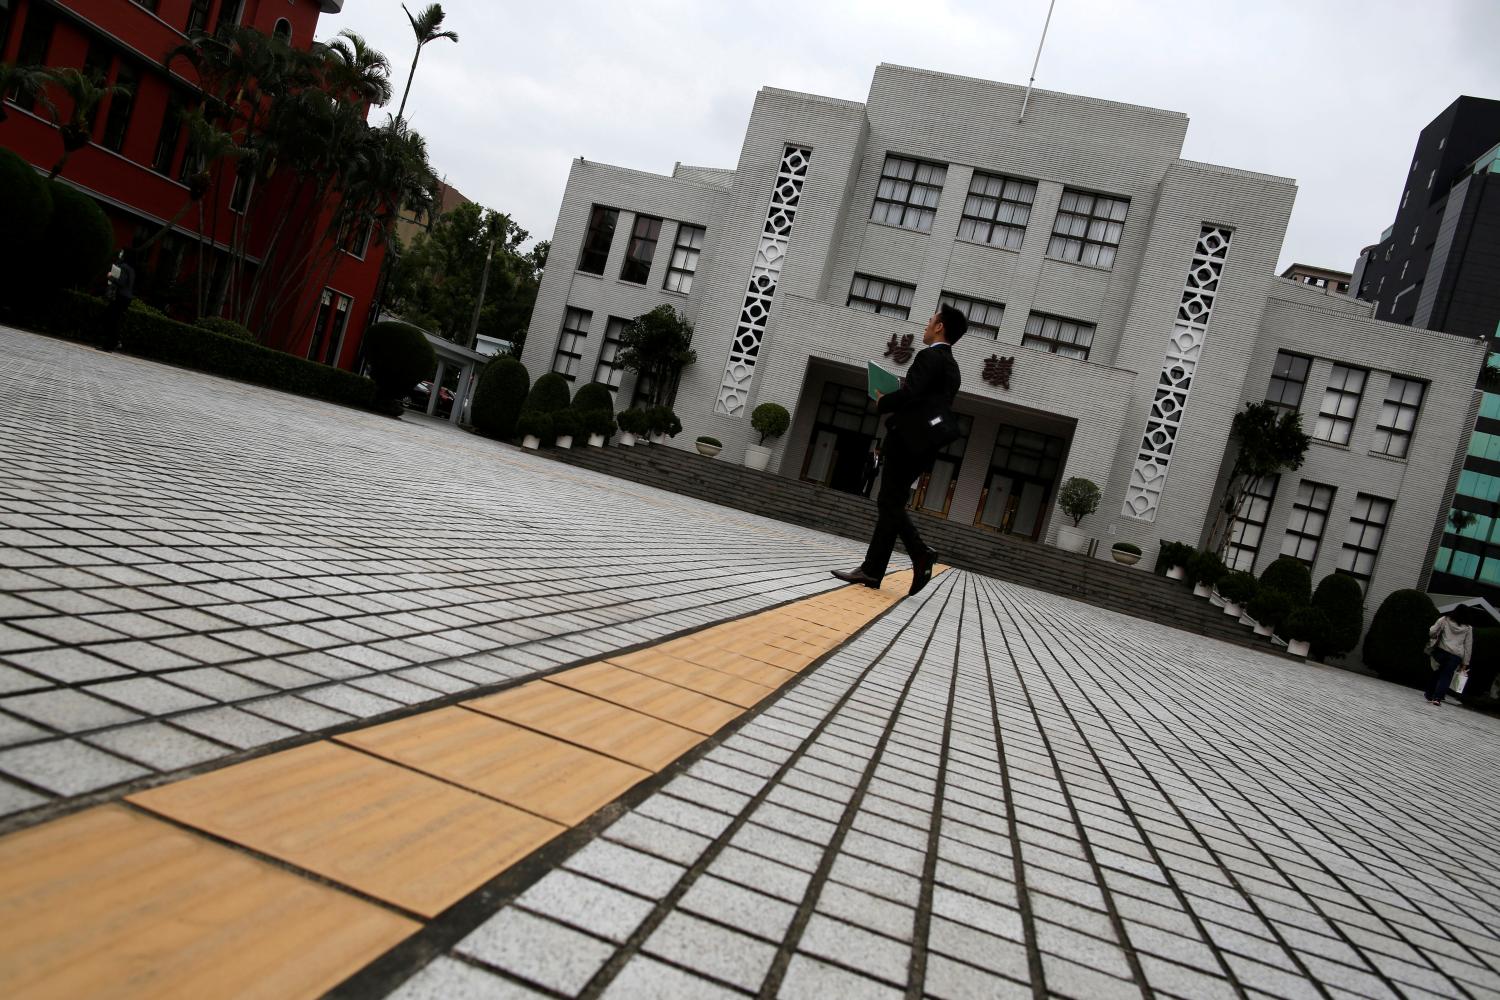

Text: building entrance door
xmin=908 ymin=413 xmax=973 ymax=517
xmin=800 ymin=383 xmax=879 ymax=495
xmin=973 ymin=425 xmax=1065 ymax=540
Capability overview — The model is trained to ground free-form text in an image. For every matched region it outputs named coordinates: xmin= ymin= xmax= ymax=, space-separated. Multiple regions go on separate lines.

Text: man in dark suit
xmin=834 ymin=304 xmax=966 ymax=596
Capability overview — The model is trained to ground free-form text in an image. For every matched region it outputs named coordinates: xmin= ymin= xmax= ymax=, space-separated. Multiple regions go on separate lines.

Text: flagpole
xmin=1018 ymin=0 xmax=1057 ymax=123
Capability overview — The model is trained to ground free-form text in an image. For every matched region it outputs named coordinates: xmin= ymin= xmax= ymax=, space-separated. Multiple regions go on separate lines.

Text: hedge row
xmin=30 ymin=291 xmax=377 ymax=410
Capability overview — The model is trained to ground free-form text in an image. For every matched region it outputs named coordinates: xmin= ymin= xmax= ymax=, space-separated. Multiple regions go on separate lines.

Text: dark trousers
xmin=101 ymin=295 xmax=129 ymax=349
xmin=860 ymin=450 xmax=931 ymax=579
xmin=1427 ymin=649 xmax=1462 ymax=702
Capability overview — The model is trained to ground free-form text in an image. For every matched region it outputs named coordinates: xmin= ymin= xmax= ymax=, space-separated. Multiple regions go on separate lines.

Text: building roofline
xmin=757 ymin=85 xmax=867 ymax=111
xmin=572 ymin=157 xmax=734 ymax=193
xmin=874 ymin=63 xmax=1190 ymax=123
xmin=1173 ymin=158 xmax=1296 ymax=187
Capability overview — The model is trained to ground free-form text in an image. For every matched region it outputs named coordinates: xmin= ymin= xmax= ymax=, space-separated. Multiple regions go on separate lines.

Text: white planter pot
xmin=587 ymin=433 xmax=605 ymax=448
xmin=555 ymin=435 xmax=573 ymax=450
xmin=1055 ymin=525 xmax=1090 ymax=554
xmin=1287 ymin=638 xmax=1311 ymax=658
xmin=1208 ymin=590 xmax=1226 ymax=607
xmin=744 ymin=443 xmax=772 ymax=471
xmin=695 ymin=442 xmax=722 ymax=458
xmin=1110 ymin=549 xmax=1141 ymax=566
xmin=618 ymin=432 xmax=637 ymax=447
xmin=649 ymin=432 xmax=667 ymax=445
xmin=1166 ymin=565 xmax=1186 ymax=581
xmin=1192 ymin=582 xmax=1213 ymax=598
xmin=521 ymin=435 xmax=540 ymax=450
xmin=1238 ymin=612 xmax=1257 ymax=627
xmin=1271 ymin=634 xmax=1289 ymax=647
xmin=1222 ymin=601 xmax=1242 ymax=618
xmin=1254 ymin=622 xmax=1275 ymax=636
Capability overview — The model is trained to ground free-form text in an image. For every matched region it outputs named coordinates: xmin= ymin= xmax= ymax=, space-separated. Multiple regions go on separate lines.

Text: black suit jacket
xmin=877 ymin=342 xmax=961 ymax=464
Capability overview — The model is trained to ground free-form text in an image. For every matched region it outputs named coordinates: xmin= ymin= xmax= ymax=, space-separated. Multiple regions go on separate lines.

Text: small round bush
xmin=1281 ymin=607 xmax=1330 ymax=645
xmin=1257 ymin=556 xmax=1312 ymax=606
xmin=584 ymin=408 xmax=617 ymax=439
xmin=35 ymin=182 xmax=114 ymax=296
xmin=697 ymin=436 xmax=722 ymax=447
xmin=515 ymin=410 xmax=552 ymax=443
xmin=1247 ymin=588 xmax=1294 ymax=630
xmin=1156 ymin=541 xmax=1193 ymax=577
xmin=472 ymin=356 xmax=530 ymax=439
xmin=364 ymin=321 xmax=436 ymax=403
xmin=571 ymin=382 xmax=615 ymax=414
xmin=1311 ymin=573 xmax=1365 ymax=660
xmin=0 ymin=149 xmax=53 ymax=305
xmin=1216 ymin=571 xmax=1257 ymax=605
xmin=550 ymin=408 xmax=581 ymax=441
xmin=649 ymin=407 xmax=682 ymax=439
xmin=1111 ymin=541 xmax=1142 ymax=555
xmin=618 ymin=408 xmax=649 ymax=436
xmin=751 ymin=402 xmax=790 ymax=444
xmin=195 ymin=316 xmax=255 ymax=342
xmin=525 ymin=372 xmax=572 ymax=414
xmin=1057 ymin=477 xmax=1101 ymax=527
xmin=1362 ymin=588 xmax=1438 ymax=684
xmin=1187 ymin=549 xmax=1227 ymax=588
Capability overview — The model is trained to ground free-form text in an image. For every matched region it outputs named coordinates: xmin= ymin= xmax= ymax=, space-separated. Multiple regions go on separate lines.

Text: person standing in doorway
xmin=861 ymin=445 xmax=882 ymax=498
xmin=1426 ymin=609 xmax=1473 ymax=706
xmin=834 ymin=304 xmax=966 ymax=597
xmin=99 ymin=247 xmax=136 ymax=352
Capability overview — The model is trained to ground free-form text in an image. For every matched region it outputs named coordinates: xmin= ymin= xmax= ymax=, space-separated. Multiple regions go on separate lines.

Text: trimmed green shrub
xmin=30 ymin=291 xmax=376 ymax=409
xmin=1155 ymin=540 xmax=1194 ymax=577
xmin=1362 ymin=588 xmax=1439 ymax=685
xmin=35 ymin=182 xmax=114 ymax=296
xmin=1111 ymin=541 xmax=1142 ymax=555
xmin=364 ymin=321 xmax=435 ymax=402
xmin=471 ymin=356 xmax=530 ymax=440
xmin=1186 ymin=549 xmax=1227 ymax=588
xmin=1247 ymin=588 xmax=1294 ymax=631
xmin=645 ymin=406 xmax=681 ymax=439
xmin=586 ymin=408 xmax=618 ymax=439
xmin=515 ymin=410 xmax=552 ymax=443
xmin=1468 ymin=627 xmax=1500 ymax=702
xmin=195 ymin=316 xmax=255 ymax=342
xmin=1057 ymin=477 xmax=1101 ymax=527
xmin=571 ymin=381 xmax=615 ymax=414
xmin=750 ymin=402 xmax=790 ymax=444
xmin=1311 ymin=573 xmax=1364 ymax=660
xmin=1216 ymin=571 xmax=1257 ymax=605
xmin=1257 ymin=556 xmax=1312 ymax=606
xmin=1282 ymin=607 xmax=1330 ymax=646
xmin=550 ymin=408 xmax=581 ymax=441
xmin=516 ymin=372 xmax=571 ymax=446
xmin=697 ymin=436 xmax=722 ymax=447
xmin=0 ymin=149 xmax=53 ymax=307
xmin=130 ymin=298 xmax=167 ymax=317
xmin=618 ymin=408 xmax=649 ymax=436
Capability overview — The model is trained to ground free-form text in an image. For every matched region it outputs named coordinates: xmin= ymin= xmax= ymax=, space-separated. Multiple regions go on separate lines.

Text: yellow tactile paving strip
xmin=0 ymin=570 xmax=939 ymax=999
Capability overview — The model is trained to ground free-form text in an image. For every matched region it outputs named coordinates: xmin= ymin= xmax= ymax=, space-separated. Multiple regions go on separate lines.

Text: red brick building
xmin=0 ymin=0 xmax=382 ymax=370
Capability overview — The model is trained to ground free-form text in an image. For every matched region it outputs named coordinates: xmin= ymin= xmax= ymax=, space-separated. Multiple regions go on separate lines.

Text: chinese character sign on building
xmin=883 ymin=333 xmax=915 ymax=365
xmin=983 ymin=355 xmax=1014 ymax=391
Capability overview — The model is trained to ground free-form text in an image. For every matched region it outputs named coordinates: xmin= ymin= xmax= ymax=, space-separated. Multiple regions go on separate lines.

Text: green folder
xmin=867 ymin=361 xmax=901 ymax=401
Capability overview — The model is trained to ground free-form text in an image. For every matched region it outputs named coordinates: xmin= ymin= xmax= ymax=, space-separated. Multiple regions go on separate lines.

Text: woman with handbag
xmin=1425 ymin=610 xmax=1473 ymax=706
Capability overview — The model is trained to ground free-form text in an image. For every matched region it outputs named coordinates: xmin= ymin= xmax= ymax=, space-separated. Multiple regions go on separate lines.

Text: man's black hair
xmin=938 ymin=303 xmax=968 ymax=344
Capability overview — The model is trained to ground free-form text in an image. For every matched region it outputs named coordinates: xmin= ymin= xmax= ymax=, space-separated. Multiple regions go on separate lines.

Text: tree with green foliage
xmin=364 ymin=321 xmax=435 ymax=403
xmin=471 ymin=356 xmax=530 ymax=439
xmin=516 ymin=372 xmax=571 ymax=446
xmin=1311 ymin=573 xmax=1364 ymax=661
xmin=619 ymin=305 xmax=696 ymax=407
xmin=387 ymin=202 xmax=543 ymax=351
xmin=33 ymin=183 xmax=114 ymax=295
xmin=750 ymin=402 xmax=791 ymax=446
xmin=1257 ymin=556 xmax=1312 ymax=606
xmin=0 ymin=149 xmax=53 ymax=308
xmin=0 ymin=62 xmax=55 ymax=123
xmin=1362 ymin=588 xmax=1439 ymax=685
xmin=42 ymin=67 xmax=131 ymax=179
xmin=1208 ymin=402 xmax=1311 ymax=556
xmin=396 ymin=3 xmax=458 ymax=120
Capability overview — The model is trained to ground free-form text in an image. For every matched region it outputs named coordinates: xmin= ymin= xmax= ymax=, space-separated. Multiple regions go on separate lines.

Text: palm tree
xmin=324 ymin=30 xmax=392 ymax=108
xmin=395 ymin=3 xmax=457 ymax=121
xmin=43 ymin=67 xmax=131 ymax=179
xmin=0 ymin=62 xmax=54 ymax=123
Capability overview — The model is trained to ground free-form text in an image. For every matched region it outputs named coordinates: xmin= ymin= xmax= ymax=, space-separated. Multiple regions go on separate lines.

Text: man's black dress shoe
xmin=832 ymin=567 xmax=881 ymax=589
xmin=909 ymin=549 xmax=937 ymax=596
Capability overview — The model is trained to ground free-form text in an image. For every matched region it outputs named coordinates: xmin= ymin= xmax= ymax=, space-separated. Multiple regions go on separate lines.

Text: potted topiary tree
xmin=471 ymin=356 xmax=530 ymax=440
xmin=1156 ymin=541 xmax=1193 ymax=581
xmin=585 ymin=406 xmax=617 ymax=447
xmin=1362 ymin=589 xmax=1439 ymax=687
xmin=1054 ymin=478 xmax=1100 ymax=554
xmin=1245 ymin=588 xmax=1293 ymax=637
xmin=569 ymin=381 xmax=616 ymax=447
xmin=1187 ymin=549 xmax=1226 ymax=598
xmin=1257 ymin=556 xmax=1312 ymax=607
xmin=747 ymin=402 xmax=789 ymax=471
xmin=516 ymin=410 xmax=550 ymax=450
xmin=1279 ymin=606 xmax=1330 ymax=659
xmin=1110 ymin=541 xmax=1142 ymax=566
xmin=551 ymin=408 xmax=581 ymax=450
xmin=1215 ymin=571 xmax=1257 ymax=620
xmin=616 ymin=408 xmax=647 ymax=446
xmin=1310 ymin=573 xmax=1364 ymax=662
xmin=515 ymin=372 xmax=571 ymax=447
xmin=696 ymin=436 xmax=722 ymax=458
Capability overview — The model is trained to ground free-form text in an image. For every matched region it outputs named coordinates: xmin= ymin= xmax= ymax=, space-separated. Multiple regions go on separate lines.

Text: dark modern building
xmin=1351 ymin=96 xmax=1500 ymax=598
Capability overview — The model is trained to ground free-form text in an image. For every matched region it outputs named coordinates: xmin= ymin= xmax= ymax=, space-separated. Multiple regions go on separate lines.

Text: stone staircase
xmin=541 ymin=442 xmax=1299 ymax=659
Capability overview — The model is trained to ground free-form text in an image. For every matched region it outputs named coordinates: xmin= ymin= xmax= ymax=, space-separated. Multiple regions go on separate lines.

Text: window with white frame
xmin=870 ymin=155 xmax=946 ymax=233
xmin=552 ymin=307 xmax=591 ymax=381
xmin=1226 ymin=474 xmax=1279 ymax=572
xmin=595 ymin=316 xmax=627 ymax=390
xmin=956 ymin=172 xmax=1035 ymax=250
xmin=1281 ymin=481 xmax=1335 ymax=565
xmin=1022 ymin=312 xmax=1094 ymax=360
xmin=1338 ymin=493 xmax=1391 ymax=587
xmin=848 ymin=274 xmax=915 ymax=319
xmin=664 ymin=224 xmax=704 ymax=294
xmin=1047 ymin=189 xmax=1128 ymax=268
xmin=1313 ymin=364 xmax=1366 ymax=445
xmin=1373 ymin=376 xmax=1424 ymax=458
xmin=938 ymin=292 xmax=1004 ymax=340
xmin=1266 ymin=351 xmax=1311 ymax=413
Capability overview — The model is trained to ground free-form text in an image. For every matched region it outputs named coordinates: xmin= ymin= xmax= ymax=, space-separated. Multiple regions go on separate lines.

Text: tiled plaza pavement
xmin=0 ymin=326 xmax=868 ymax=824
xmin=392 ymin=572 xmax=1500 ymax=1000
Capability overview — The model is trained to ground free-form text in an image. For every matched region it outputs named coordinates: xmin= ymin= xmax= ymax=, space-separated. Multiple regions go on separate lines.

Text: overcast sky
xmin=331 ymin=0 xmax=1500 ymax=273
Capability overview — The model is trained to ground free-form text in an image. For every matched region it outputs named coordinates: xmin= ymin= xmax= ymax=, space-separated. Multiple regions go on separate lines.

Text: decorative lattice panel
xmin=1123 ymin=225 xmax=1233 ymax=522
xmin=715 ymin=146 xmax=811 ymax=416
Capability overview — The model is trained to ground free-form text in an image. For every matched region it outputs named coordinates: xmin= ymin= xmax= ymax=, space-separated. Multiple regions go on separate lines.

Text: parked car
xmin=407 ymin=381 xmax=454 ymax=417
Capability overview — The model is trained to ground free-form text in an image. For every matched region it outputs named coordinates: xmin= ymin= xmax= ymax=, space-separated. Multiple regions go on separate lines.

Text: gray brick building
xmin=521 ymin=64 xmax=1485 ymax=615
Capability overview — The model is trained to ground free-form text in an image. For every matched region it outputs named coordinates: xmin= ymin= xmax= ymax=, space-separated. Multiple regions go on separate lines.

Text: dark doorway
xmin=973 ymin=424 xmax=1066 ymax=540
xmin=800 ymin=382 xmax=879 ymax=495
